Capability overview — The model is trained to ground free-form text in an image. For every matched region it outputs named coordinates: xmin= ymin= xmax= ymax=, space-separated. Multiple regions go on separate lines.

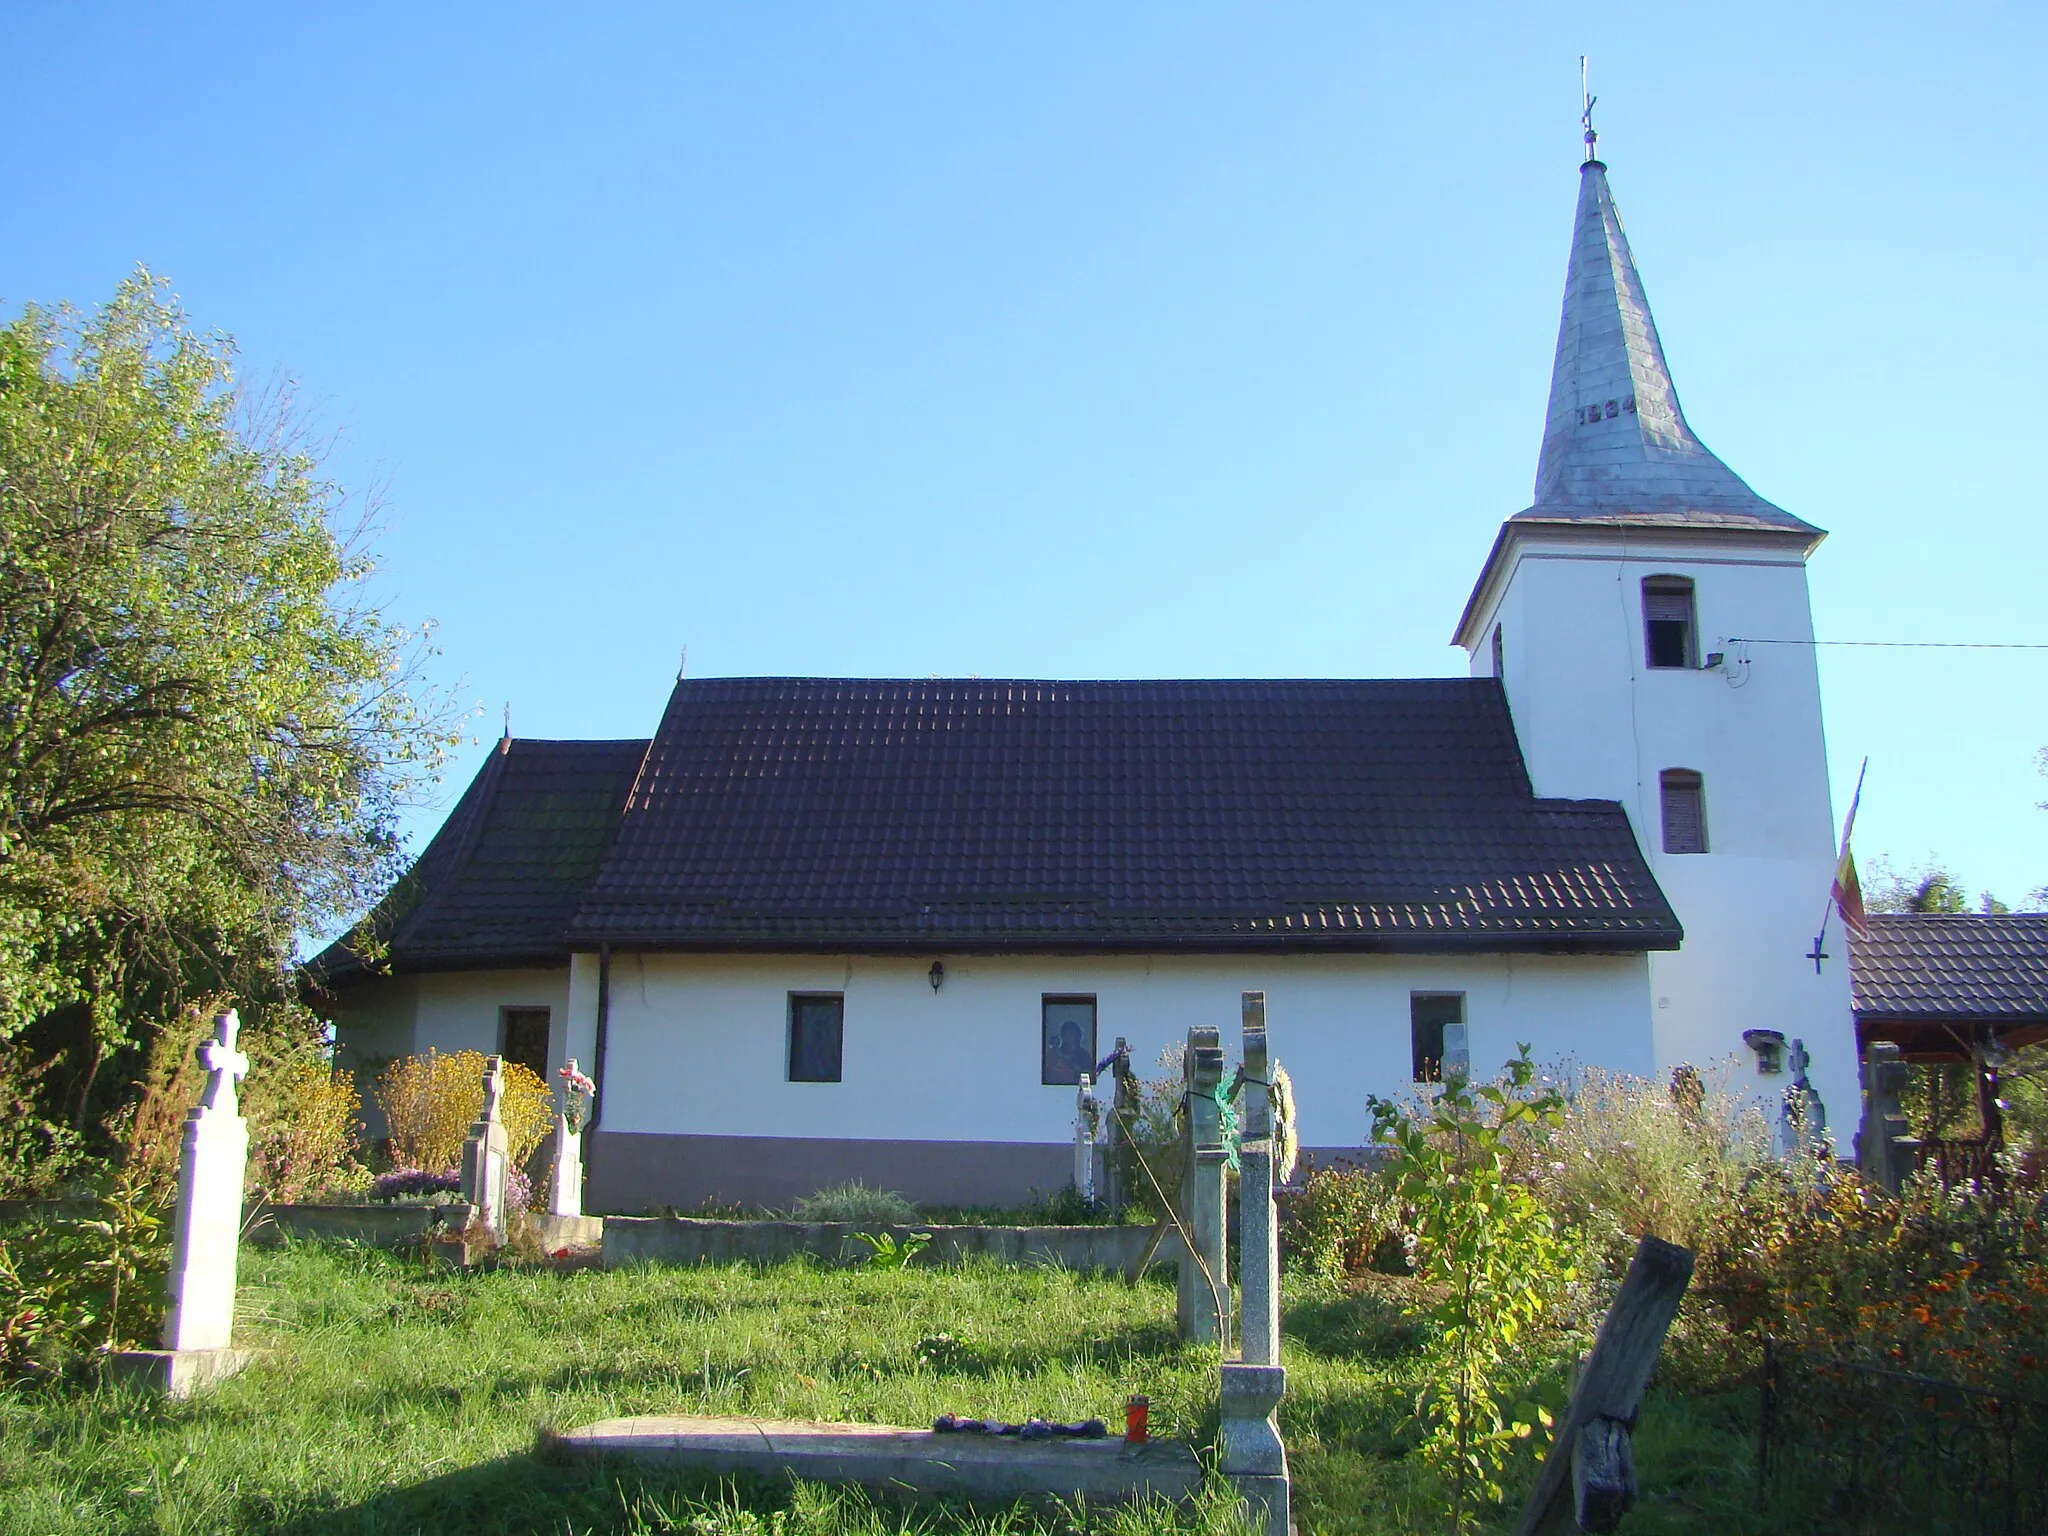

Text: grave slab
xmin=552 ymin=1414 xmax=1202 ymax=1504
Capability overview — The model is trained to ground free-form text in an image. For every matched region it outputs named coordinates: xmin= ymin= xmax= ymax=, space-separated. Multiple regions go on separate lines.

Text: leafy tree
xmin=1369 ymin=1049 xmax=1570 ymax=1533
xmin=0 ymin=271 xmax=454 ymax=1182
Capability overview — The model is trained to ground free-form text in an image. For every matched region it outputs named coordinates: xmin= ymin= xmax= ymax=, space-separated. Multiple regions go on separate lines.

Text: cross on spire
xmin=1580 ymin=55 xmax=1598 ymax=164
xmin=197 ymin=1010 xmax=250 ymax=1114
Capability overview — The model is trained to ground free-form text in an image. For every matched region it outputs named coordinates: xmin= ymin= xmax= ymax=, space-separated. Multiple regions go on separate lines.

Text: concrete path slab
xmin=553 ymin=1415 xmax=1203 ymax=1503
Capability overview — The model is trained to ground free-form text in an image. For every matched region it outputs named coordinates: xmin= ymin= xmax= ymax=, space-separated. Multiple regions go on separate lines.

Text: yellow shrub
xmin=373 ymin=1050 xmax=551 ymax=1171
xmin=248 ymin=1063 xmax=363 ymax=1203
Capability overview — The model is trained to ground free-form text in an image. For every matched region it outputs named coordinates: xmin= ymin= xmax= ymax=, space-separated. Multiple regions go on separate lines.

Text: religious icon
xmin=1041 ymin=996 xmax=1097 ymax=1086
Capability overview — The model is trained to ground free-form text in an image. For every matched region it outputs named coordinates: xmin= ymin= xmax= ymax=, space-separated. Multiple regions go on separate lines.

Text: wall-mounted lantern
xmin=928 ymin=961 xmax=945 ymax=993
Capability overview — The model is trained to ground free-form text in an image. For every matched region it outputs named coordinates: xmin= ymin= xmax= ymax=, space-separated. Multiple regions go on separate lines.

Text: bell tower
xmin=1454 ymin=142 xmax=1858 ymax=1133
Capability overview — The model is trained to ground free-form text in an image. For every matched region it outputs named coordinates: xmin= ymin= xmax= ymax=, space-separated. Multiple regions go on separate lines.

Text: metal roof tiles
xmin=562 ymin=677 xmax=1680 ymax=953
xmin=1849 ymin=914 xmax=2048 ymax=1023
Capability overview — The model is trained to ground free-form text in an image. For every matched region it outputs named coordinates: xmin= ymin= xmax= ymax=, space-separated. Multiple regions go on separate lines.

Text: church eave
xmin=1452 ymin=513 xmax=1828 ymax=650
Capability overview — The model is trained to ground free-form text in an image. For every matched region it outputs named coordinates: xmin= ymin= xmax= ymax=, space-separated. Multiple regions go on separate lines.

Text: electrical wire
xmin=1728 ymin=638 xmax=2048 ymax=650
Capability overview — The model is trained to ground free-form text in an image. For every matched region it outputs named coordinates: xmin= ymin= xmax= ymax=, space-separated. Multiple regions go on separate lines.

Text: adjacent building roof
xmin=562 ymin=676 xmax=1681 ymax=954
xmin=1850 ymin=914 xmax=2048 ymax=1035
xmin=311 ymin=737 xmax=647 ymax=986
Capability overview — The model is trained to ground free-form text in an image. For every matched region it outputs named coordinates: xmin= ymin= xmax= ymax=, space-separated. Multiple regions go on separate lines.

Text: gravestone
xmin=460 ymin=1053 xmax=510 ymax=1244
xmin=111 ymin=1010 xmax=256 ymax=1396
xmin=1774 ymin=1037 xmax=1828 ymax=1158
xmin=1177 ymin=1026 xmax=1230 ymax=1347
xmin=1219 ymin=991 xmax=1290 ymax=1536
xmin=1105 ymin=1038 xmax=1137 ymax=1216
xmin=1855 ymin=1042 xmax=1913 ymax=1192
xmin=1440 ymin=1021 xmax=1471 ymax=1084
xmin=550 ymin=1057 xmax=586 ymax=1219
xmin=1073 ymin=1073 xmax=1100 ymax=1204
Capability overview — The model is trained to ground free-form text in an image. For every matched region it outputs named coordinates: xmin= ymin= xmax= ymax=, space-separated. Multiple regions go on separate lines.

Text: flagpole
xmin=1816 ymin=757 xmax=1871 ymax=967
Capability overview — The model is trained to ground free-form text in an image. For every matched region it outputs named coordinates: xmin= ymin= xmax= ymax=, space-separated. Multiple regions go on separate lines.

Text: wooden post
xmin=1511 ymin=1235 xmax=1694 ymax=1536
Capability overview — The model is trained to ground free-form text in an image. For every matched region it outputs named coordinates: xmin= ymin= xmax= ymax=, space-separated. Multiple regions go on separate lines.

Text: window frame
xmin=1641 ymin=576 xmax=1698 ymax=670
xmin=1040 ymin=994 xmax=1099 ymax=1086
xmin=499 ymin=1006 xmax=551 ymax=1079
xmin=787 ymin=992 xmax=846 ymax=1083
xmin=1660 ymin=768 xmax=1708 ymax=854
xmin=1409 ymin=992 xmax=1465 ymax=1084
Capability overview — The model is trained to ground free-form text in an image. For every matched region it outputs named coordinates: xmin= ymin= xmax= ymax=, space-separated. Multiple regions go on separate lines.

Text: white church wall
xmin=593 ymin=948 xmax=1653 ymax=1156
xmin=1465 ymin=531 xmax=1859 ymax=1135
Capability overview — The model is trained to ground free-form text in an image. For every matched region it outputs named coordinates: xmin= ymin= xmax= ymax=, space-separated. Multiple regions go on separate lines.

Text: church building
xmin=314 ymin=142 xmax=1859 ymax=1211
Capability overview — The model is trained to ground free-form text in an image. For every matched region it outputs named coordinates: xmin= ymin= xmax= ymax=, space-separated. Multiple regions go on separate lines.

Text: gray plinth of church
xmin=111 ymin=1010 xmax=258 ymax=1397
xmin=1217 ymin=991 xmax=1290 ymax=1536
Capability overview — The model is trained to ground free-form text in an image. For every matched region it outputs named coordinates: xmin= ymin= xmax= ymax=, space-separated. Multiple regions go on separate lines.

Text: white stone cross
xmin=197 ymin=1010 xmax=250 ymax=1114
xmin=480 ymin=1053 xmax=506 ymax=1120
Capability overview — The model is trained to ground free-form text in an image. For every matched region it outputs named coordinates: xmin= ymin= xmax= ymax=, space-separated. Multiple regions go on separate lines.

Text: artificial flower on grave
xmin=558 ymin=1063 xmax=598 ymax=1133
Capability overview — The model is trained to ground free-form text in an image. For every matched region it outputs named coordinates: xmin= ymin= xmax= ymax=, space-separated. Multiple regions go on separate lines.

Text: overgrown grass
xmin=0 ymin=1241 xmax=1768 ymax=1535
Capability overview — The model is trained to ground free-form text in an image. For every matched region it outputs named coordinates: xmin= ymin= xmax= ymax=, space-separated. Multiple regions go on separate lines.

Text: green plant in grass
xmin=1369 ymin=1046 xmax=1571 ymax=1534
xmin=850 ymin=1230 xmax=930 ymax=1270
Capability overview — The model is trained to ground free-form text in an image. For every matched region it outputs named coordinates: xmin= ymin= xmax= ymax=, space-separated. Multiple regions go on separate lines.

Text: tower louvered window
xmin=1660 ymin=770 xmax=1707 ymax=854
xmin=1643 ymin=577 xmax=1697 ymax=669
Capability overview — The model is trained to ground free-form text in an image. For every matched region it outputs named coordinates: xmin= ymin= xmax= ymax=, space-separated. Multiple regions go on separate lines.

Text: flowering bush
xmin=369 ymin=1167 xmax=461 ymax=1202
xmin=372 ymin=1050 xmax=550 ymax=1171
xmin=248 ymin=1061 xmax=365 ymax=1203
xmin=1753 ymin=1172 xmax=2048 ymax=1395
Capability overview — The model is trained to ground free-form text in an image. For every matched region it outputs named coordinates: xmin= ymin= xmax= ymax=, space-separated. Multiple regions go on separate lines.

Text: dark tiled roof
xmin=1850 ymin=914 xmax=2048 ymax=1023
xmin=311 ymin=738 xmax=647 ymax=985
xmin=566 ymin=677 xmax=1680 ymax=953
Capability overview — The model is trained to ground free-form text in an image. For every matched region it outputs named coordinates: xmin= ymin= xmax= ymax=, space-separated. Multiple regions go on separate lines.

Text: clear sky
xmin=6 ymin=4 xmax=2044 ymax=917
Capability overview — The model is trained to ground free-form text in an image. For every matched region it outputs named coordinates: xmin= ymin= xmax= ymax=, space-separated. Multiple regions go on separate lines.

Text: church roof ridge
xmin=1529 ymin=156 xmax=1821 ymax=537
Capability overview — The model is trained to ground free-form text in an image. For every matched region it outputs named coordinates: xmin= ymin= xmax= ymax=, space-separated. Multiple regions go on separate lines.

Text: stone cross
xmin=1178 ymin=1025 xmax=1230 ymax=1348
xmin=1219 ymin=992 xmax=1290 ymax=1536
xmin=161 ymin=1010 xmax=253 ymax=1358
xmin=460 ymin=1053 xmax=511 ymax=1243
xmin=549 ymin=1057 xmax=586 ymax=1219
xmin=1073 ymin=1073 xmax=1099 ymax=1205
xmin=1775 ymin=1037 xmax=1828 ymax=1157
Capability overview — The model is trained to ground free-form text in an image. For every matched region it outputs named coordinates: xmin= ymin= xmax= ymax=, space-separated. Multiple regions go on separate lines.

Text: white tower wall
xmin=1467 ymin=533 xmax=1857 ymax=1129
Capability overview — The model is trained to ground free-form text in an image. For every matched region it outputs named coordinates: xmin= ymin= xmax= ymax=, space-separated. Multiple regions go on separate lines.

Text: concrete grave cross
xmin=197 ymin=1010 xmax=250 ymax=1114
xmin=481 ymin=1053 xmax=506 ymax=1122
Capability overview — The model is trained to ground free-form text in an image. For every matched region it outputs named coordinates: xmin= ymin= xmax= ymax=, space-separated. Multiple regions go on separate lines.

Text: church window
xmin=1642 ymin=577 xmax=1697 ymax=669
xmin=788 ymin=993 xmax=844 ymax=1082
xmin=1042 ymin=995 xmax=1097 ymax=1086
xmin=1660 ymin=770 xmax=1708 ymax=854
xmin=1410 ymin=993 xmax=1464 ymax=1083
xmin=499 ymin=1007 xmax=550 ymax=1078
xmin=1491 ymin=623 xmax=1504 ymax=679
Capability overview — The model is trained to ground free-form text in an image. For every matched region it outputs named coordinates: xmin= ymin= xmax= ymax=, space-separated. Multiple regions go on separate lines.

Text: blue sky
xmin=6 ymin=4 xmax=2045 ymax=913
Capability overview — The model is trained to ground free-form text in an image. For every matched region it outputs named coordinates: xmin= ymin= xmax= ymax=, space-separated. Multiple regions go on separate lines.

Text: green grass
xmin=0 ymin=1242 xmax=1769 ymax=1535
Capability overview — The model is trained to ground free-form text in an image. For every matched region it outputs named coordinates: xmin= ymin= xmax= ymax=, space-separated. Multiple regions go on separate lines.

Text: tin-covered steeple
xmin=1528 ymin=153 xmax=1817 ymax=533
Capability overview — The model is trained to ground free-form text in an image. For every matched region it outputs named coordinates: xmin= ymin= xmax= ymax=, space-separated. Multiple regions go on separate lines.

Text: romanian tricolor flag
xmin=1832 ymin=759 xmax=1869 ymax=941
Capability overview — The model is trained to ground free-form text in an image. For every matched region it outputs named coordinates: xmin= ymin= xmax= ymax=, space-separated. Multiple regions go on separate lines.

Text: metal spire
xmin=1580 ymin=56 xmax=1598 ymax=164
xmin=1525 ymin=131 xmax=1820 ymax=533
